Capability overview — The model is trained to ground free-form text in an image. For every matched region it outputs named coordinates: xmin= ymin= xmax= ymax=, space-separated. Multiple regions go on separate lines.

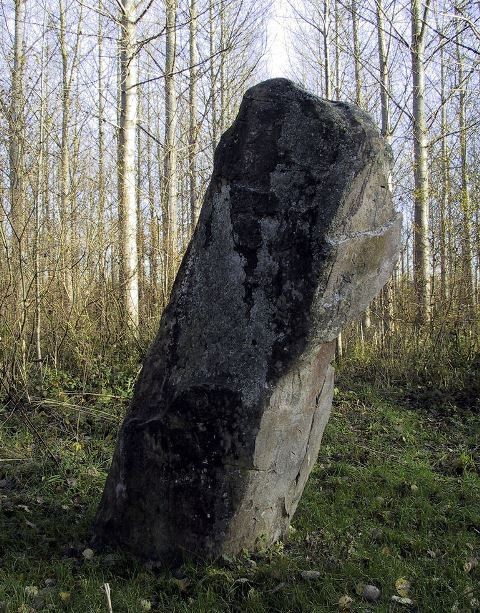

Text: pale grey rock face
xmin=93 ymin=78 xmax=401 ymax=563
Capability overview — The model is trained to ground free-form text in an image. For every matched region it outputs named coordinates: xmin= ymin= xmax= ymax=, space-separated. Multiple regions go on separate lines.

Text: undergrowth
xmin=1 ymin=362 xmax=479 ymax=612
xmin=339 ymin=324 xmax=480 ymax=412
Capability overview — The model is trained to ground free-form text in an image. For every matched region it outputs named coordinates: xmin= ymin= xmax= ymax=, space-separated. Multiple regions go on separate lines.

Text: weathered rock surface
xmin=93 ymin=78 xmax=401 ymax=562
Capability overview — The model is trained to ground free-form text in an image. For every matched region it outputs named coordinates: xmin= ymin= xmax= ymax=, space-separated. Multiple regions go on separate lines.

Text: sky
xmin=265 ymin=0 xmax=291 ymax=79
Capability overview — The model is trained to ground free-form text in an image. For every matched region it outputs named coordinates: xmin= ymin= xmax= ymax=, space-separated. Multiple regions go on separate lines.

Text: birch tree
xmin=455 ymin=8 xmax=474 ymax=310
xmin=189 ymin=0 xmax=199 ymax=228
xmin=411 ymin=0 xmax=431 ymax=324
xmin=163 ymin=0 xmax=178 ymax=295
xmin=9 ymin=0 xmax=26 ymax=325
xmin=118 ymin=0 xmax=139 ymax=329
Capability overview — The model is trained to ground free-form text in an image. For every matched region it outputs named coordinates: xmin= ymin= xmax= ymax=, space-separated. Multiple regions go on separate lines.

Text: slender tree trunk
xmin=376 ymin=0 xmax=394 ymax=335
xmin=189 ymin=0 xmax=199 ymax=228
xmin=137 ymin=65 xmax=145 ymax=318
xmin=376 ymin=0 xmax=391 ymax=168
xmin=118 ymin=0 xmax=139 ymax=329
xmin=163 ymin=0 xmax=178 ymax=294
xmin=59 ymin=0 xmax=74 ymax=304
xmin=43 ymin=39 xmax=51 ymax=283
xmin=9 ymin=0 xmax=26 ymax=330
xmin=476 ymin=200 xmax=480 ymax=304
xmin=351 ymin=0 xmax=362 ymax=107
xmin=209 ymin=0 xmax=218 ymax=151
xmin=439 ymin=43 xmax=448 ymax=302
xmin=98 ymin=0 xmax=106 ymax=313
xmin=71 ymin=81 xmax=82 ymax=294
xmin=146 ymin=82 xmax=158 ymax=312
xmin=455 ymin=12 xmax=474 ymax=311
xmin=155 ymin=110 xmax=164 ymax=304
xmin=411 ymin=0 xmax=431 ymax=324
xmin=323 ymin=0 xmax=332 ymax=99
xmin=34 ymin=11 xmax=48 ymax=366
xmin=334 ymin=0 xmax=340 ymax=100
xmin=115 ymin=33 xmax=122 ymax=294
xmin=220 ymin=0 xmax=226 ymax=133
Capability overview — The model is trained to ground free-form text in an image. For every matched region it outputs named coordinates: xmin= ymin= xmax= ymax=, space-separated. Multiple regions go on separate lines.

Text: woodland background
xmin=0 ymin=1 xmax=479 ymax=611
xmin=0 ymin=0 xmax=479 ymax=399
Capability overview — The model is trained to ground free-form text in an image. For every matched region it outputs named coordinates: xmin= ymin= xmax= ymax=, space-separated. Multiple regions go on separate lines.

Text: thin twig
xmin=102 ymin=583 xmax=113 ymax=613
xmin=0 ymin=458 xmax=28 ymax=462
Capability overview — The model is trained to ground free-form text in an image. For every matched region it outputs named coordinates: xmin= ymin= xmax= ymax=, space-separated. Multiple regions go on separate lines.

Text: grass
xmin=0 ymin=377 xmax=479 ymax=612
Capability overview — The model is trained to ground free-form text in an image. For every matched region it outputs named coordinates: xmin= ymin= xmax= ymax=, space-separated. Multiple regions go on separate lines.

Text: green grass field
xmin=1 ymin=379 xmax=479 ymax=612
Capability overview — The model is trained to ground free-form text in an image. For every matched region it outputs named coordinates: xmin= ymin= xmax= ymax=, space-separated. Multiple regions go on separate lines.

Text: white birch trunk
xmin=189 ymin=0 xmax=199 ymax=228
xmin=59 ymin=0 xmax=74 ymax=303
xmin=411 ymin=0 xmax=430 ymax=324
xmin=9 ymin=0 xmax=26 ymax=324
xmin=323 ymin=0 xmax=332 ymax=99
xmin=439 ymin=43 xmax=448 ymax=302
xmin=351 ymin=0 xmax=362 ymax=107
xmin=455 ymin=14 xmax=474 ymax=309
xmin=118 ymin=0 xmax=139 ymax=328
xmin=163 ymin=0 xmax=178 ymax=294
xmin=209 ymin=0 xmax=218 ymax=151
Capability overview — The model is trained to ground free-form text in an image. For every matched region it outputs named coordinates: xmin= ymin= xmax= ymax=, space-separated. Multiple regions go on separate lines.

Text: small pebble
xmin=363 ymin=584 xmax=381 ymax=602
xmin=391 ymin=595 xmax=414 ymax=606
xmin=301 ymin=570 xmax=321 ymax=580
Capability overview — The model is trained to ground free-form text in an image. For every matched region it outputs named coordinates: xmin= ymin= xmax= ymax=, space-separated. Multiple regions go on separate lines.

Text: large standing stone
xmin=93 ymin=78 xmax=401 ymax=562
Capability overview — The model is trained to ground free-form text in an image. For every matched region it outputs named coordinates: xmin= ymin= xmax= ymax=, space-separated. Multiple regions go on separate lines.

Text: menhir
xmin=93 ymin=78 xmax=401 ymax=563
